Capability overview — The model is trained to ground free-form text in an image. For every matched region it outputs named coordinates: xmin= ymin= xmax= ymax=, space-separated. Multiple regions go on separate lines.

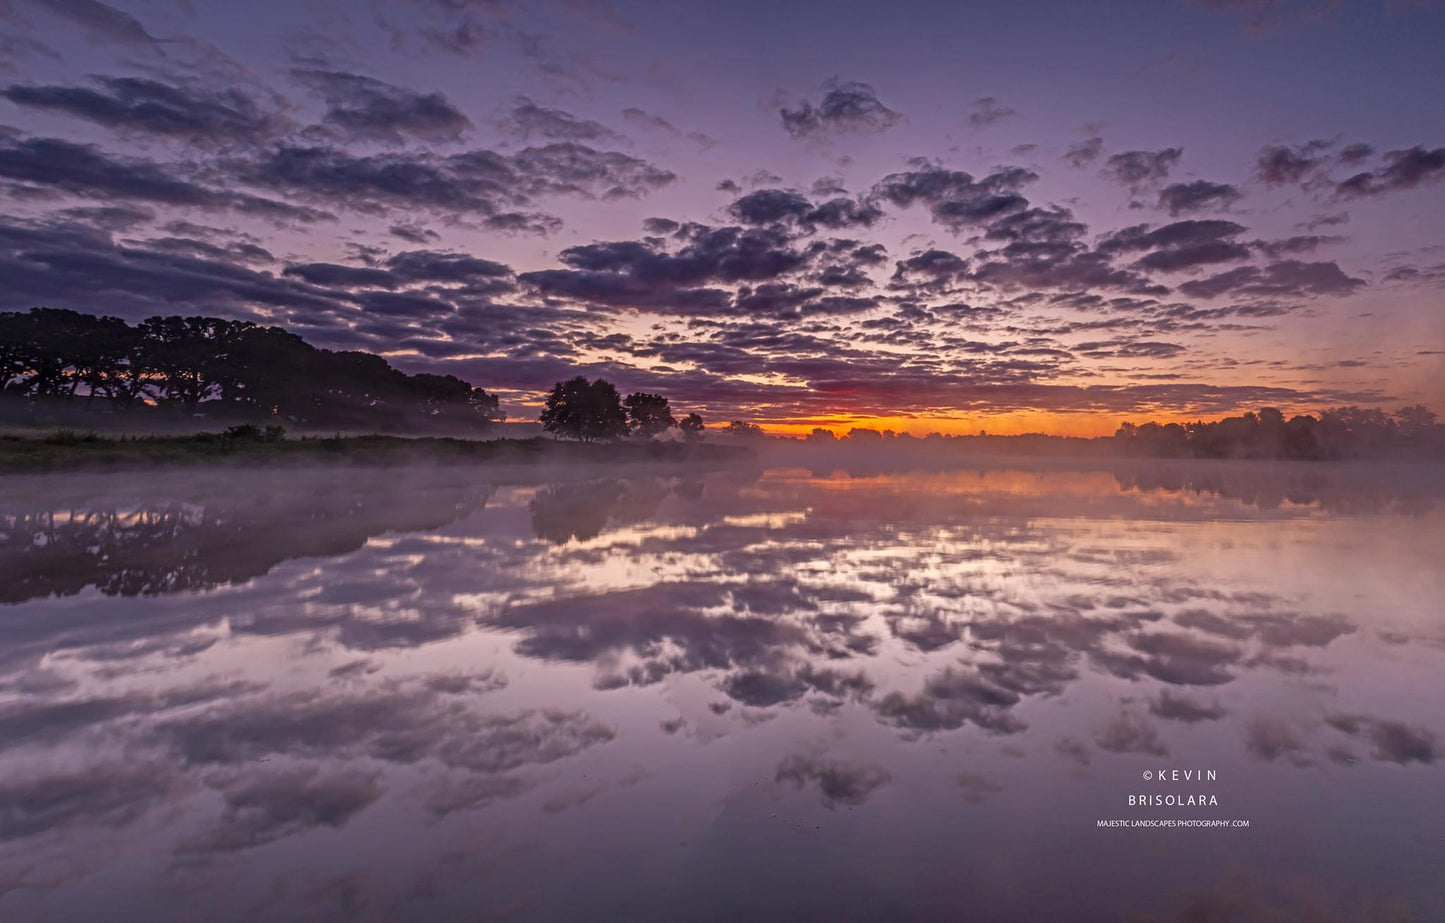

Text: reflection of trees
xmin=1114 ymin=461 xmax=1442 ymax=514
xmin=0 ymin=472 xmax=493 ymax=603
xmin=527 ymin=478 xmax=677 ymax=543
xmin=530 ymin=481 xmax=626 ymax=543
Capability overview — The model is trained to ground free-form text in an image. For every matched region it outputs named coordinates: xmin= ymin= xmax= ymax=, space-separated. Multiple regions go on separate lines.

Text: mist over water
xmin=1 ymin=460 xmax=1442 ymax=921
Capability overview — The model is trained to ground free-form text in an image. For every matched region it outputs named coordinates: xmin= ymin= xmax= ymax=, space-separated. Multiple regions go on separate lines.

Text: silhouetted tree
xmin=0 ymin=307 xmax=504 ymax=432
xmin=1113 ymin=405 xmax=1443 ymax=460
xmin=806 ymin=428 xmax=836 ymax=441
xmin=724 ymin=420 xmax=766 ymax=439
xmin=2 ymin=308 xmax=91 ymax=397
xmin=1395 ymin=404 xmax=1438 ymax=441
xmin=407 ymin=373 xmax=505 ymax=428
xmin=624 ymin=392 xmax=675 ymax=438
xmin=679 ymin=412 xmax=705 ymax=442
xmin=539 ymin=376 xmax=629 ymax=442
xmin=138 ymin=316 xmax=228 ymax=410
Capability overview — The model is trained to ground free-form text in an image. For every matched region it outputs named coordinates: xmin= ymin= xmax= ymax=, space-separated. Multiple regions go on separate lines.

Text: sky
xmin=0 ymin=0 xmax=1442 ymax=435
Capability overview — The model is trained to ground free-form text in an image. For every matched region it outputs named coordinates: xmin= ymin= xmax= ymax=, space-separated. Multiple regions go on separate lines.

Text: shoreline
xmin=0 ymin=432 xmax=753 ymax=474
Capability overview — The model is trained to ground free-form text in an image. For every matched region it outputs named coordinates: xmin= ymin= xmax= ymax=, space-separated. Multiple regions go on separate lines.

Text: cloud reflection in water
xmin=0 ymin=460 xmax=1441 ymax=921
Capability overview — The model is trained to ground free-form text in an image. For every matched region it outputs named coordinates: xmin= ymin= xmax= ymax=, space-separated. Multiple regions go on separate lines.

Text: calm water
xmin=1 ymin=460 xmax=1442 ymax=922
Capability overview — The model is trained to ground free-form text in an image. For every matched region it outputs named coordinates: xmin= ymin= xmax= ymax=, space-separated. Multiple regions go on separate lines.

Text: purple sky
xmin=1 ymin=0 xmax=1442 ymax=433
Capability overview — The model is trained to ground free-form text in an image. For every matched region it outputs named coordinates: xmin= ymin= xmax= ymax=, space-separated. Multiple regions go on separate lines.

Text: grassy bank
xmin=0 ymin=429 xmax=752 ymax=474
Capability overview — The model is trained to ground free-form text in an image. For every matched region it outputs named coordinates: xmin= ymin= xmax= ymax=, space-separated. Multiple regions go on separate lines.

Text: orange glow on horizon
xmin=756 ymin=410 xmax=1282 ymax=440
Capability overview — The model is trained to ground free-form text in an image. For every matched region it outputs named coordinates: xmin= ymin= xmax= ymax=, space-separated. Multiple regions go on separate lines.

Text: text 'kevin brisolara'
xmin=1130 ymin=795 xmax=1219 ymax=806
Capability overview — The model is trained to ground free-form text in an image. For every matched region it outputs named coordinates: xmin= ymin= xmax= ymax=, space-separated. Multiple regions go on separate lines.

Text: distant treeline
xmin=0 ymin=308 xmax=502 ymax=431
xmin=792 ymin=405 xmax=1444 ymax=461
xmin=1112 ymin=406 xmax=1443 ymax=460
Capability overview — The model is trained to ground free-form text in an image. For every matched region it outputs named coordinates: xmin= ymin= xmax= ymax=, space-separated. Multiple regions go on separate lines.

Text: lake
xmin=1 ymin=460 xmax=1442 ymax=921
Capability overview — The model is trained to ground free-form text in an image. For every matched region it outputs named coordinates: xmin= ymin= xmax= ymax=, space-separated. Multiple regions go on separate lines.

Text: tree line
xmin=5 ymin=308 xmax=1438 ymax=458
xmin=534 ymin=376 xmax=783 ymax=442
xmin=539 ymin=376 xmax=707 ymax=442
xmin=1112 ymin=406 xmax=1443 ymax=460
xmin=0 ymin=308 xmax=502 ymax=431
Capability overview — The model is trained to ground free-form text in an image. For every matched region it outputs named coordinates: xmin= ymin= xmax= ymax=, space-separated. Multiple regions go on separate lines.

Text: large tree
xmin=0 ymin=307 xmax=504 ymax=432
xmin=624 ymin=392 xmax=675 ymax=439
xmin=723 ymin=420 xmax=766 ymax=439
xmin=539 ymin=376 xmax=629 ymax=442
xmin=679 ymin=413 xmax=705 ymax=442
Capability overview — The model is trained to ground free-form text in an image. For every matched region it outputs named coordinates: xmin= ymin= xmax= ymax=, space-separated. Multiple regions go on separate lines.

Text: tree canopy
xmin=724 ymin=420 xmax=766 ymax=438
xmin=539 ymin=376 xmax=630 ymax=442
xmin=624 ymin=392 xmax=676 ymax=438
xmin=1114 ymin=406 xmax=1443 ymax=460
xmin=679 ymin=413 xmax=705 ymax=442
xmin=0 ymin=308 xmax=503 ymax=431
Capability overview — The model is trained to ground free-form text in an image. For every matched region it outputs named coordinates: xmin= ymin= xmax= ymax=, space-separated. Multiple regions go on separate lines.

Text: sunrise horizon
xmin=1 ymin=0 xmax=1442 ymax=437
xmin=3 ymin=3 xmax=1445 ymax=920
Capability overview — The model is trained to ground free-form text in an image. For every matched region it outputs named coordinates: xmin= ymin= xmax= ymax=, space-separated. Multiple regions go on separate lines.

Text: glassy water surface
xmin=1 ymin=461 xmax=1442 ymax=922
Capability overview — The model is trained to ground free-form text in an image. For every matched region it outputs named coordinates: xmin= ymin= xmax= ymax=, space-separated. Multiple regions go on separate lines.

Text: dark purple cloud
xmin=1102 ymin=147 xmax=1182 ymax=189
xmin=1157 ymin=180 xmax=1242 ymax=216
xmin=1336 ymin=146 xmax=1445 ymax=198
xmin=780 ymin=80 xmax=901 ymax=137
xmin=2 ymin=76 xmax=285 ymax=145
xmin=293 ymin=69 xmax=473 ymax=145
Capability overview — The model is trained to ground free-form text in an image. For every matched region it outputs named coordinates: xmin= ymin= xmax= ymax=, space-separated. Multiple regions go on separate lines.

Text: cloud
xmin=1101 ymin=147 xmax=1182 ymax=189
xmin=499 ymin=97 xmax=620 ymax=143
xmin=615 ymin=109 xmax=672 ymax=139
xmin=234 ymin=141 xmax=673 ymax=221
xmin=1149 ymin=690 xmax=1227 ymax=723
xmin=0 ymin=217 xmax=351 ymax=322
xmin=2 ymin=76 xmax=285 ymax=145
xmin=728 ymin=188 xmax=882 ymax=230
xmin=1111 ymin=630 xmax=1241 ymax=685
xmin=872 ymin=163 xmax=1036 ymax=231
xmin=1245 ymin=715 xmax=1312 ymax=765
xmin=1193 ymin=0 xmax=1344 ymax=32
xmin=873 ymin=665 xmax=1027 ymax=735
xmin=1255 ymin=140 xmax=1332 ymax=185
xmin=159 ymin=682 xmax=614 ymax=776
xmin=520 ymin=223 xmax=816 ymax=314
xmin=0 ymin=135 xmax=232 ymax=206
xmin=389 ymin=223 xmax=440 ymax=244
xmin=0 ymin=761 xmax=178 ymax=842
xmin=1326 ymin=713 xmax=1439 ymax=765
xmin=180 ymin=767 xmax=382 ymax=854
xmin=967 ymin=96 xmax=1017 ymax=128
xmin=1336 ymin=146 xmax=1445 ymax=198
xmin=1255 ymin=234 xmax=1343 ymax=257
xmin=293 ymin=69 xmax=472 ymax=145
xmin=775 ymin=753 xmax=891 ymax=807
xmin=1100 ymin=219 xmax=1252 ymax=272
xmin=1335 ymin=141 xmax=1373 ymax=164
xmin=1157 ymin=180 xmax=1242 ymax=216
xmin=780 ymin=79 xmax=901 ymax=137
xmin=1064 ymin=136 xmax=1104 ymax=167
xmin=727 ymin=189 xmax=812 ymax=225
xmin=480 ymin=578 xmax=866 ymax=689
xmin=0 ymin=680 xmax=259 ymax=749
xmin=1180 ymin=259 xmax=1365 ymax=299
xmin=22 ymin=0 xmax=157 ymax=46
xmin=959 ymin=205 xmax=1169 ymax=295
xmin=892 ymin=248 xmax=968 ymax=282
xmin=507 ymin=142 xmax=676 ymax=198
xmin=0 ymin=136 xmax=328 ymax=222
xmin=1095 ymin=710 xmax=1169 ymax=755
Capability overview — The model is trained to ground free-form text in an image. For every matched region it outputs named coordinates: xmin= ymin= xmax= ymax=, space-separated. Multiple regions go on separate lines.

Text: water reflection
xmin=1 ymin=468 xmax=495 ymax=603
xmin=0 ymin=461 xmax=1442 ymax=921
